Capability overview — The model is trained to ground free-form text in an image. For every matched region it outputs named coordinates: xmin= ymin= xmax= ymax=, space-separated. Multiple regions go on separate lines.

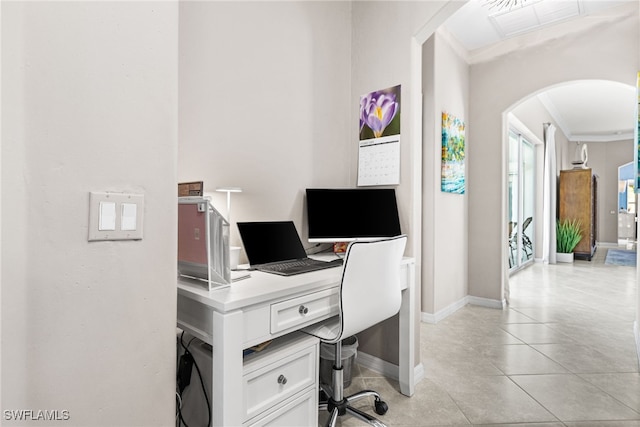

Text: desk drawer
xmin=243 ymin=339 xmax=317 ymax=421
xmin=270 ymin=287 xmax=339 ymax=334
xmin=245 ymin=386 xmax=317 ymax=427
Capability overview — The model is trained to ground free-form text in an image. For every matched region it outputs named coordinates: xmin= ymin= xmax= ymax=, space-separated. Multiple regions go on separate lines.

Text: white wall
xmin=350 ymin=0 xmax=461 ymax=362
xmin=468 ymin=2 xmax=639 ymax=301
xmin=421 ymin=29 xmax=469 ymax=316
xmin=583 ymin=140 xmax=635 ymax=243
xmin=177 ymin=0 xmax=461 ymax=366
xmin=178 ymin=1 xmax=352 ymax=253
xmin=350 ymin=1 xmax=456 ymax=260
xmin=1 ymin=3 xmax=178 ymax=425
xmin=1 ymin=0 xmax=3 ymax=408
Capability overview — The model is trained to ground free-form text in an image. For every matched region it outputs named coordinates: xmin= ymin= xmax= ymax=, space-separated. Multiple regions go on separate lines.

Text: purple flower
xmin=360 ymin=91 xmax=398 ymax=138
xmin=359 ymin=93 xmax=372 ymax=133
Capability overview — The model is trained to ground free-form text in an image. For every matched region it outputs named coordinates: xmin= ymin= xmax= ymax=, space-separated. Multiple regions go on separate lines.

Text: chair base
xmin=319 ymin=386 xmax=389 ymax=427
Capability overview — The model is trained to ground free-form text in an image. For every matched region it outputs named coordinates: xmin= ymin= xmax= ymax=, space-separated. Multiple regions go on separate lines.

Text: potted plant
xmin=556 ymin=219 xmax=582 ymax=263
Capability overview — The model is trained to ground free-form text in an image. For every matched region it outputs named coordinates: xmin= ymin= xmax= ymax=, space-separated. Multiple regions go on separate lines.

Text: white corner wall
xmin=584 ymin=139 xmax=635 ymax=244
xmin=0 ymin=0 xmax=3 ymax=408
xmin=421 ymin=29 xmax=469 ymax=317
xmin=1 ymin=2 xmax=178 ymax=425
xmin=178 ymin=1 xmax=352 ymax=250
xmin=350 ymin=0 xmax=461 ymax=361
xmin=468 ymin=2 xmax=639 ymax=301
xmin=350 ymin=1 xmax=455 ymax=260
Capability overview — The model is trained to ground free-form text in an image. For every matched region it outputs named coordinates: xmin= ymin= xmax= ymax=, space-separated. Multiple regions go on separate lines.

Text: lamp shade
xmin=216 ymin=187 xmax=242 ymax=193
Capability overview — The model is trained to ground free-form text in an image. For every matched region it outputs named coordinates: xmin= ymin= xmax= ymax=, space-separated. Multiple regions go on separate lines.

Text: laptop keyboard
xmin=258 ymin=258 xmax=343 ymax=275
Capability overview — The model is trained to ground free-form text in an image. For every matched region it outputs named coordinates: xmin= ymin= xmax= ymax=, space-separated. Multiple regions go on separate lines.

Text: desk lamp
xmin=216 ymin=187 xmax=242 ymax=224
xmin=216 ymin=187 xmax=243 ymax=270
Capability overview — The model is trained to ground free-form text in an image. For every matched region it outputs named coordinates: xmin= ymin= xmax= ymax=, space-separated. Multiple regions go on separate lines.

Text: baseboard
xmin=600 ymin=241 xmax=621 ymax=248
xmin=356 ymin=351 xmax=399 ymax=380
xmin=356 ymin=351 xmax=425 ymax=386
xmin=421 ymin=295 xmax=505 ymax=324
xmin=467 ymin=295 xmax=506 ymax=309
xmin=414 ymin=362 xmax=425 ymax=384
xmin=635 ymin=320 xmax=640 ymax=370
xmin=421 ymin=296 xmax=468 ymax=324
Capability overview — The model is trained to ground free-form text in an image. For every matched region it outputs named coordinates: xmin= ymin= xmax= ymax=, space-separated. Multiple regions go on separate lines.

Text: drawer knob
xmin=277 ymin=374 xmax=287 ymax=385
xmin=298 ymin=305 xmax=309 ymax=315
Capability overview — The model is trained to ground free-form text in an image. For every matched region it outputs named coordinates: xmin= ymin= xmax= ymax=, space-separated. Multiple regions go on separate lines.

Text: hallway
xmin=329 ymin=249 xmax=640 ymax=426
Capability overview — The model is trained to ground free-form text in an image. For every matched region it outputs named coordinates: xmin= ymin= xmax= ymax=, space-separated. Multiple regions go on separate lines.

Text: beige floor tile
xmin=579 ymin=373 xmax=640 ymax=412
xmin=473 ymin=424 xmax=564 ymax=427
xmin=564 ymin=422 xmax=640 ymax=427
xmin=423 ymin=352 xmax=504 ymax=379
xmin=318 ymin=376 xmax=470 ymax=426
xmin=433 ymin=375 xmax=556 ymax=424
xmin=532 ymin=343 xmax=638 ymax=374
xmin=511 ymin=373 xmax=640 ymax=421
xmin=362 ymin=377 xmax=470 ymax=426
xmin=474 ymin=344 xmax=568 ymax=375
xmin=500 ymin=323 xmax=576 ymax=344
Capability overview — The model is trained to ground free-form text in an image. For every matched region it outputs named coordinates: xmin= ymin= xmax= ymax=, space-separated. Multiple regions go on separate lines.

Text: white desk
xmin=177 ymin=257 xmax=416 ymax=426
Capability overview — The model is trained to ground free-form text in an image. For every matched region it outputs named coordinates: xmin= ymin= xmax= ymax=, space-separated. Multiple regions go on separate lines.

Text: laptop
xmin=237 ymin=221 xmax=343 ymax=276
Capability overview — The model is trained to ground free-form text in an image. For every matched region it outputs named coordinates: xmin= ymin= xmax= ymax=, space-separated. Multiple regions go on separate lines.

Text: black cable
xmin=178 ymin=331 xmax=212 ymax=427
xmin=177 ymin=401 xmax=189 ymax=427
xmin=176 ymin=333 xmax=190 ymax=427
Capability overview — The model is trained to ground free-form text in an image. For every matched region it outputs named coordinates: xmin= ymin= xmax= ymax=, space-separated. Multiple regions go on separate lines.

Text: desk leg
xmin=212 ymin=309 xmax=244 ymax=427
xmin=398 ymin=263 xmax=416 ymax=396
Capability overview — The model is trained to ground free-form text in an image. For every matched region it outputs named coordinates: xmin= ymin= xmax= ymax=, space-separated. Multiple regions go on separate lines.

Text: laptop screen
xmin=237 ymin=221 xmax=308 ymax=266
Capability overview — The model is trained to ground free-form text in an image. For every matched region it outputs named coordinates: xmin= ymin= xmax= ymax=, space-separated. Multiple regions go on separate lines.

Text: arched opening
xmin=504 ymin=79 xmax=636 ymax=279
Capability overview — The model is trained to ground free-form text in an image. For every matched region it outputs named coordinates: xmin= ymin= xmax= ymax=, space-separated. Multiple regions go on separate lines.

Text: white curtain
xmin=542 ymin=123 xmax=557 ymax=264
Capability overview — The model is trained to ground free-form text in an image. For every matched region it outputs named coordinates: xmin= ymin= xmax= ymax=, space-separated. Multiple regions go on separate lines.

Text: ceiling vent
xmin=489 ymin=0 xmax=582 ymax=37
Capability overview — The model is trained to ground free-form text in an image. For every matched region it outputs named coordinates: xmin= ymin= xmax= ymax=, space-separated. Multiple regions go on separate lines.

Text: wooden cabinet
xmin=559 ymin=168 xmax=598 ymax=260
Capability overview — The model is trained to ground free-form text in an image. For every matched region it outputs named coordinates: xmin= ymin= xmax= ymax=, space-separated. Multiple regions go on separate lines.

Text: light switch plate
xmin=88 ymin=192 xmax=144 ymax=241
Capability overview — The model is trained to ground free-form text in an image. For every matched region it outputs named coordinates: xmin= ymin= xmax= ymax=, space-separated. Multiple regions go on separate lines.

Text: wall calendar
xmin=358 ymin=84 xmax=401 ymax=186
xmin=357 ymin=136 xmax=400 ymax=186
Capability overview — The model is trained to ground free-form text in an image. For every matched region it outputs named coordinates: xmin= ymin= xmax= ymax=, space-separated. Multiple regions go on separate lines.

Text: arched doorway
xmin=506 ymin=80 xmax=636 ymax=274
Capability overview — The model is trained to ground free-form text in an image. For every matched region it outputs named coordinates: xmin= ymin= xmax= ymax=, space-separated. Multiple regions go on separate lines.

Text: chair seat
xmin=303 ymin=316 xmax=341 ymax=343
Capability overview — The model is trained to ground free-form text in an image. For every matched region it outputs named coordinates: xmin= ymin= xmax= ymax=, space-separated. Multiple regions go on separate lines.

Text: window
xmin=508 ymin=129 xmax=535 ymax=271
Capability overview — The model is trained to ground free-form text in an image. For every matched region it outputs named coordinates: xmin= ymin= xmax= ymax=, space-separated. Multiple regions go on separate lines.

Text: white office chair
xmin=304 ymin=235 xmax=407 ymax=427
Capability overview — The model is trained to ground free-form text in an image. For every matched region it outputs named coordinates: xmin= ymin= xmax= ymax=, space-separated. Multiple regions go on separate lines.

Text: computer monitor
xmin=305 ymin=188 xmax=401 ymax=243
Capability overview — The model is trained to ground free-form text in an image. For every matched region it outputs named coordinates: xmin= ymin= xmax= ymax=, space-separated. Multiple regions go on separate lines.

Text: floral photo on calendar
xmin=359 ymin=85 xmax=401 ymax=141
xmin=441 ymin=112 xmax=466 ymax=194
xmin=357 ymin=85 xmax=401 ymax=186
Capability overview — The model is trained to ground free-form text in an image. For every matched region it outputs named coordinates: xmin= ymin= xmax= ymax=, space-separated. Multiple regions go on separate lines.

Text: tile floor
xmin=319 ymin=248 xmax=640 ymax=426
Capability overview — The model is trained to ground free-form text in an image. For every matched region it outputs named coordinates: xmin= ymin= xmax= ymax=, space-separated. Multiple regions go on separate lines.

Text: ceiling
xmin=443 ymin=0 xmax=637 ymax=142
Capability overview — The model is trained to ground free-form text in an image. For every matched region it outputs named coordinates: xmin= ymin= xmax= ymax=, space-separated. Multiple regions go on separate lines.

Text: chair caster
xmin=374 ymin=399 xmax=388 ymax=415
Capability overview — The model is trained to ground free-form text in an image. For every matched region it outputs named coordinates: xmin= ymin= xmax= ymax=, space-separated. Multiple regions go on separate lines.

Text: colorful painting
xmin=636 ymin=72 xmax=640 ymax=193
xmin=441 ymin=112 xmax=466 ymax=194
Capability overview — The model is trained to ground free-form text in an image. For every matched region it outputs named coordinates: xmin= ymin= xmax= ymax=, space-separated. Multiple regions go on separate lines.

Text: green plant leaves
xmin=556 ymin=219 xmax=583 ymax=253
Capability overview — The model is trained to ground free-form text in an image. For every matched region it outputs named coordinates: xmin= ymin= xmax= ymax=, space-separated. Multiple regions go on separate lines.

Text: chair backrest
xmin=337 ymin=235 xmax=407 ymax=341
